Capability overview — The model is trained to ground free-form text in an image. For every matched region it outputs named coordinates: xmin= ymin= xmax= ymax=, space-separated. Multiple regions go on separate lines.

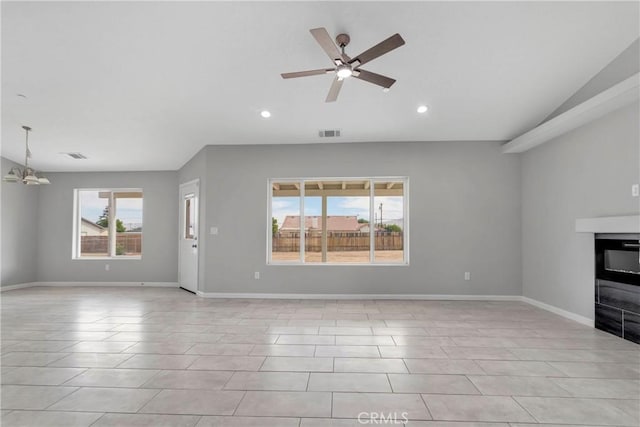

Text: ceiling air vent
xmin=62 ymin=152 xmax=88 ymax=160
xmin=318 ymin=129 xmax=341 ymax=138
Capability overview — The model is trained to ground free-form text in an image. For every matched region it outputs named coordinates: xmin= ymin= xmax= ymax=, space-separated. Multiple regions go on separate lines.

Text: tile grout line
xmin=59 ymin=367 xmax=90 ymax=386
xmin=510 ymin=395 xmax=541 ymax=423
xmin=87 ymin=411 xmax=108 ymax=427
xmin=330 ymin=391 xmax=334 ymax=418
xmin=463 ymin=371 xmax=484 ymax=395
xmin=135 ymin=387 xmax=163 ymax=414
xmin=138 ymin=368 xmax=165 ymax=389
xmin=220 ymin=370 xmax=238 ymax=391
xmin=257 ymin=355 xmax=268 ymax=372
xmin=230 ymin=390 xmax=248 ymax=416
xmin=40 ymin=385 xmax=82 ymax=411
xmin=419 ymin=393 xmax=434 ymax=420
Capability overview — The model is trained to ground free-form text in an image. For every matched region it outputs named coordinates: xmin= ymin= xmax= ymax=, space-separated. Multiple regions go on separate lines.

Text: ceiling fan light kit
xmin=2 ymin=125 xmax=51 ymax=186
xmin=336 ymin=64 xmax=353 ymax=79
xmin=281 ymin=27 xmax=405 ymax=102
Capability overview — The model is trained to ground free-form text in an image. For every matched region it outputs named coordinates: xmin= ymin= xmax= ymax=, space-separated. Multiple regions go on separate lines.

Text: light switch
xmin=210 ymin=227 xmax=219 ymax=235
xmin=632 ymin=184 xmax=639 ymax=197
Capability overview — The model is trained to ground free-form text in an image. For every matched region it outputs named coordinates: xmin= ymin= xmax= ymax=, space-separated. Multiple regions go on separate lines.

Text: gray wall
xmin=36 ymin=170 xmax=179 ymax=283
xmin=522 ymin=102 xmax=640 ymax=319
xmin=544 ymin=38 xmax=639 ymax=123
xmin=196 ymin=141 xmax=522 ymax=295
xmin=1 ymin=157 xmax=40 ymax=286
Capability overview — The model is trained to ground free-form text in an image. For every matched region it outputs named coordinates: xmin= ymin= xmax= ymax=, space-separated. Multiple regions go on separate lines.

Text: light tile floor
xmin=1 ymin=286 xmax=639 ymax=427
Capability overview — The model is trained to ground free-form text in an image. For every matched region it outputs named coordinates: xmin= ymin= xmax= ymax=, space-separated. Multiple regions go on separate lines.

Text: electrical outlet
xmin=105 ymin=264 xmax=110 ymax=271
xmin=632 ymin=184 xmax=639 ymax=197
xmin=464 ymin=272 xmax=470 ymax=281
xmin=254 ymin=272 xmax=260 ymax=280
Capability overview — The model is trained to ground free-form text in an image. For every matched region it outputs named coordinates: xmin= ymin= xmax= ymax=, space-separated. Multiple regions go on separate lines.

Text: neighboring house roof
xmin=81 ymin=217 xmax=105 ymax=231
xmin=280 ymin=216 xmax=361 ymax=232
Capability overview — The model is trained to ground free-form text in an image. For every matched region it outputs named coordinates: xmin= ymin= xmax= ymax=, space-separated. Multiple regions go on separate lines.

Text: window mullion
xmin=369 ymin=179 xmax=375 ymax=263
xmin=267 ymin=180 xmax=272 ymax=264
xmin=404 ymin=178 xmax=409 ymax=264
xmin=109 ymin=192 xmax=116 ymax=257
xmin=299 ymin=180 xmax=305 ymax=263
xmin=74 ymin=190 xmax=80 ymax=258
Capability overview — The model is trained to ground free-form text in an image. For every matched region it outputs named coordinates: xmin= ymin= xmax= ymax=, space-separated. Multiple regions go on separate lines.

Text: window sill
xmin=268 ymin=262 xmax=409 ymax=267
xmin=73 ymin=256 xmax=142 ymax=261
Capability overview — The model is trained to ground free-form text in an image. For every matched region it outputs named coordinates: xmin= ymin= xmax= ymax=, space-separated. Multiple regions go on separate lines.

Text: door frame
xmin=178 ymin=178 xmax=200 ymax=294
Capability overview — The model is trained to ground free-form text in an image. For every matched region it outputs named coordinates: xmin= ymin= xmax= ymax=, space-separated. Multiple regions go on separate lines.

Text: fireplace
xmin=595 ymin=234 xmax=640 ymax=343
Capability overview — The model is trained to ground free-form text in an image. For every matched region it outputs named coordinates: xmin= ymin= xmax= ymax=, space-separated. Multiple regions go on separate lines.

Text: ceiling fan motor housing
xmin=336 ymin=33 xmax=350 ymax=47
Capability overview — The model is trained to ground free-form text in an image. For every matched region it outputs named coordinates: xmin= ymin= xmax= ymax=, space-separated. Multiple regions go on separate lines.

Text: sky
xmin=79 ymin=191 xmax=143 ymax=227
xmin=272 ymin=196 xmax=404 ymax=226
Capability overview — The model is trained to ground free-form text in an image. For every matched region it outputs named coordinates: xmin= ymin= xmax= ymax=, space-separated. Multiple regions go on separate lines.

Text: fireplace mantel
xmin=575 ymin=215 xmax=640 ymax=233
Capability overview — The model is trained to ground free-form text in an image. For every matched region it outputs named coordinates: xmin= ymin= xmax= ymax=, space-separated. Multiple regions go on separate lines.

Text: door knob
xmin=192 ymin=244 xmax=197 ymax=248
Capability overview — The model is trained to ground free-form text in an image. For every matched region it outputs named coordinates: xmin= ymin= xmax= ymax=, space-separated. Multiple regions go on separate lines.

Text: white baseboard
xmin=521 ymin=296 xmax=594 ymax=327
xmin=39 ymin=282 xmax=179 ymax=288
xmin=196 ymin=292 xmax=522 ymax=301
xmin=1 ymin=281 xmax=178 ymax=291
xmin=0 ymin=282 xmax=38 ymax=292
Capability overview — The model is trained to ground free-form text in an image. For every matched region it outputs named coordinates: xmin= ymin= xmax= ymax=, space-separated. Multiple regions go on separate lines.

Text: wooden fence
xmin=81 ymin=233 xmax=142 ymax=255
xmin=273 ymin=232 xmax=403 ymax=252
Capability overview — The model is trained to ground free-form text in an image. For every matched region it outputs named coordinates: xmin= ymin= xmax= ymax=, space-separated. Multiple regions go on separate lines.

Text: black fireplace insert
xmin=594 ymin=234 xmax=640 ymax=343
xmin=595 ymin=237 xmax=640 ymax=286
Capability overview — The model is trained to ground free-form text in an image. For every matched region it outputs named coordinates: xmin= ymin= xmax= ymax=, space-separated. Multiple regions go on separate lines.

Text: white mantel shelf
xmin=575 ymin=215 xmax=640 ymax=233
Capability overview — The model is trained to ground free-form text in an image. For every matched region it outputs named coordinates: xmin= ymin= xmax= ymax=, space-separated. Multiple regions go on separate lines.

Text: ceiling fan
xmin=281 ymin=28 xmax=405 ymax=102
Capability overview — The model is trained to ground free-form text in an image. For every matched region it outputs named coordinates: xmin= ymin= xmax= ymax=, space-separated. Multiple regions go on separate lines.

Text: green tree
xmin=384 ymin=224 xmax=402 ymax=233
xmin=96 ymin=207 xmax=126 ymax=232
xmin=272 ymin=217 xmax=279 ymax=235
xmin=357 ymin=218 xmax=369 ymax=223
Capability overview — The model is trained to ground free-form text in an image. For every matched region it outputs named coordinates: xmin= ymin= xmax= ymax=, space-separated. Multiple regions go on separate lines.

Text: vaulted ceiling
xmin=2 ymin=1 xmax=638 ymax=171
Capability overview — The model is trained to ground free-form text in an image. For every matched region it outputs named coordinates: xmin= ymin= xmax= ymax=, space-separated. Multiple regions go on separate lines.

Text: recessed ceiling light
xmin=260 ymin=110 xmax=271 ymax=118
xmin=382 ymin=88 xmax=390 ymax=93
xmin=417 ymin=105 xmax=428 ymax=114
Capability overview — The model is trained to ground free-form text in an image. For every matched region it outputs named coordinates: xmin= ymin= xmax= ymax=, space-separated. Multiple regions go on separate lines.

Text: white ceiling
xmin=2 ymin=1 xmax=638 ymax=172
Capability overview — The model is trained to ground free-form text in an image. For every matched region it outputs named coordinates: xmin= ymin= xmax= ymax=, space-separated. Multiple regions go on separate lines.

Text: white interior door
xmin=179 ymin=180 xmax=199 ymax=293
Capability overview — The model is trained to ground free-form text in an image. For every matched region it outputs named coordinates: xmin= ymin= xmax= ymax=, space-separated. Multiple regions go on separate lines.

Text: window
xmin=269 ymin=178 xmax=408 ymax=265
xmin=73 ymin=189 xmax=143 ymax=259
xmin=184 ymin=193 xmax=196 ymax=240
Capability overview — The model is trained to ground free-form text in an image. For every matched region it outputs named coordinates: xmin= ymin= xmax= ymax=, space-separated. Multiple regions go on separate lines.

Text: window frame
xmin=72 ymin=188 xmax=144 ymax=260
xmin=267 ymin=177 xmax=409 ymax=266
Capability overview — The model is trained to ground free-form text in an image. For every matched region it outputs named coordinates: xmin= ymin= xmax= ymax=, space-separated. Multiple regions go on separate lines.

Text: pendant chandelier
xmin=3 ymin=125 xmax=50 ymax=185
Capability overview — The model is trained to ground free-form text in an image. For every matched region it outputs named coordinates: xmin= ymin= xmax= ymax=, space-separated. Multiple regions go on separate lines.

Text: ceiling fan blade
xmin=281 ymin=69 xmax=334 ymax=79
xmin=325 ymin=76 xmax=344 ymax=102
xmin=353 ymin=69 xmax=396 ymax=88
xmin=310 ymin=27 xmax=345 ymax=64
xmin=349 ymin=33 xmax=405 ymax=67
